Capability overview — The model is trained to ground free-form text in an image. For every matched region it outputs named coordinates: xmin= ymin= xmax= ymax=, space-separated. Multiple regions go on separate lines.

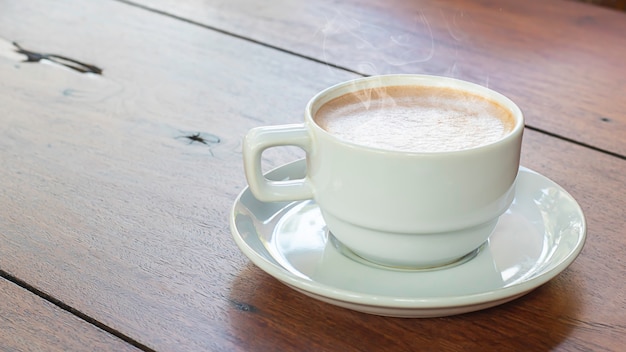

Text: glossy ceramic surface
xmin=230 ymin=160 xmax=586 ymax=317
xmin=243 ymin=75 xmax=524 ymax=268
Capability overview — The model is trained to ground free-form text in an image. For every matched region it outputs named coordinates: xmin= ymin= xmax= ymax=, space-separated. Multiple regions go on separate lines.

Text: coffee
xmin=314 ymin=85 xmax=516 ymax=153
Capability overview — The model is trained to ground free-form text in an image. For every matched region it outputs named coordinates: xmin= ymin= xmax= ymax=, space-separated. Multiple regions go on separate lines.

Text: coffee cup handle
xmin=243 ymin=124 xmax=313 ymax=202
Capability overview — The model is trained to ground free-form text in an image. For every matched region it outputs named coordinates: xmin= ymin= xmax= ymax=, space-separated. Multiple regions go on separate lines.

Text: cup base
xmin=329 ymin=232 xmax=486 ymax=272
xmin=322 ymin=209 xmax=498 ymax=269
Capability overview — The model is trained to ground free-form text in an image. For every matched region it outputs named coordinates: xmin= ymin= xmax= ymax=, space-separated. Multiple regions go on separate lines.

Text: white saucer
xmin=230 ymin=160 xmax=586 ymax=318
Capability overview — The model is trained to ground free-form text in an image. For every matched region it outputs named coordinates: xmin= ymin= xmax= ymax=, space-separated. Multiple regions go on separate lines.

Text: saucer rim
xmin=230 ymin=159 xmax=586 ymax=312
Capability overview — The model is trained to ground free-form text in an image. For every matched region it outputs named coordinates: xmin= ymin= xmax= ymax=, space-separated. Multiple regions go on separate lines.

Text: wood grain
xmin=126 ymin=0 xmax=626 ymax=157
xmin=0 ymin=278 xmax=139 ymax=352
xmin=0 ymin=0 xmax=355 ymax=350
xmin=0 ymin=0 xmax=623 ymax=351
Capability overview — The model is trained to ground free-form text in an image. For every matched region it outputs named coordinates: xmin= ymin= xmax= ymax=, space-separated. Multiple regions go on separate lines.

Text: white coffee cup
xmin=243 ymin=74 xmax=524 ymax=268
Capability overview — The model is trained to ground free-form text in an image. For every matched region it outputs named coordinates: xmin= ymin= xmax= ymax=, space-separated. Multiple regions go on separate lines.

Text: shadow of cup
xmin=227 ymin=262 xmax=579 ymax=351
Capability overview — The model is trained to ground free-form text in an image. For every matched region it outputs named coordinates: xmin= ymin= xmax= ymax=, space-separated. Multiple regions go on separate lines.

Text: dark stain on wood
xmin=13 ymin=42 xmax=103 ymax=75
xmin=186 ymin=133 xmax=214 ymax=145
xmin=179 ymin=132 xmax=221 ymax=146
xmin=575 ymin=15 xmax=597 ymax=26
xmin=600 ymin=117 xmax=611 ymax=122
xmin=229 ymin=299 xmax=258 ymax=313
xmin=176 ymin=132 xmax=221 ymax=156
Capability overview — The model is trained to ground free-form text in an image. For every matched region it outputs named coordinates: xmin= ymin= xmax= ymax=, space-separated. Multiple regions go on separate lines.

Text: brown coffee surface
xmin=314 ymin=85 xmax=516 ymax=153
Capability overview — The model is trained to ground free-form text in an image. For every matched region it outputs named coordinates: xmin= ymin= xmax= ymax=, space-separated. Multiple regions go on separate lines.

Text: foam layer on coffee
xmin=314 ymin=85 xmax=516 ymax=153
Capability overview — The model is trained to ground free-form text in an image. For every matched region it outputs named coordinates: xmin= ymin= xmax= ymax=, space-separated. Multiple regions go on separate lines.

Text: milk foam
xmin=314 ymin=85 xmax=515 ymax=153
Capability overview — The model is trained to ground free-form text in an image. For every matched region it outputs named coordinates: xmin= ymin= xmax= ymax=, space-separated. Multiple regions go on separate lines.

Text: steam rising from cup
xmin=314 ymin=9 xmax=491 ymax=89
xmin=315 ymin=10 xmax=435 ymax=76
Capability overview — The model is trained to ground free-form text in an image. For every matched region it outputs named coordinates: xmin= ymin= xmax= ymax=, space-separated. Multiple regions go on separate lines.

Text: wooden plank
xmin=125 ymin=0 xmax=626 ymax=157
xmin=0 ymin=278 xmax=140 ymax=352
xmin=0 ymin=0 xmax=623 ymax=351
xmin=0 ymin=0 xmax=356 ymax=350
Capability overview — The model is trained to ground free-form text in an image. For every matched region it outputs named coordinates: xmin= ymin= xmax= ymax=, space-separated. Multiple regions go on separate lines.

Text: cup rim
xmin=305 ymin=74 xmax=524 ymax=156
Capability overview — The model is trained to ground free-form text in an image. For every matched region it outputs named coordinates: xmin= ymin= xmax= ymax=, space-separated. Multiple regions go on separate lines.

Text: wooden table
xmin=0 ymin=0 xmax=624 ymax=351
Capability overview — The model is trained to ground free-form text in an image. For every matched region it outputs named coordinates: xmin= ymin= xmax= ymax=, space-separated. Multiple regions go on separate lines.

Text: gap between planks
xmin=0 ymin=269 xmax=157 ymax=352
